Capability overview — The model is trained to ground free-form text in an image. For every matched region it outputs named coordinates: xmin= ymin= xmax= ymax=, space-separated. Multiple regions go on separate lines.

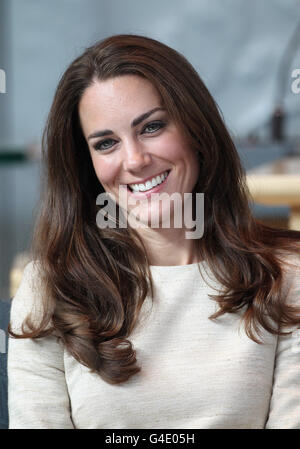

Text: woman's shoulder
xmin=279 ymin=250 xmax=300 ymax=275
xmin=10 ymin=260 xmax=47 ymax=333
xmin=277 ymin=250 xmax=300 ymax=306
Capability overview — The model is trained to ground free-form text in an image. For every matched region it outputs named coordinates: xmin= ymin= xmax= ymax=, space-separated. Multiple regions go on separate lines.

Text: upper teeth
xmin=129 ymin=171 xmax=169 ymax=192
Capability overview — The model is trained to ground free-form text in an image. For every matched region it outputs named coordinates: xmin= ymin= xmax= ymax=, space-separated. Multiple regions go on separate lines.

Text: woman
xmin=8 ymin=34 xmax=300 ymax=429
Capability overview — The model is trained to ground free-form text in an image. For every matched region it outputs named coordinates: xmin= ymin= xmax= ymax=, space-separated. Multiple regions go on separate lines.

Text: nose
xmin=122 ymin=139 xmax=152 ymax=172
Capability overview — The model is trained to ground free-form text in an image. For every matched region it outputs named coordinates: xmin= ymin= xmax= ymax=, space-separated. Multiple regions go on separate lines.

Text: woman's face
xmin=79 ymin=74 xmax=199 ymax=228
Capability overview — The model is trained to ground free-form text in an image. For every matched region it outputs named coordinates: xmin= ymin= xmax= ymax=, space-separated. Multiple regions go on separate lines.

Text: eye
xmin=94 ymin=138 xmax=117 ymax=151
xmin=142 ymin=120 xmax=166 ymax=134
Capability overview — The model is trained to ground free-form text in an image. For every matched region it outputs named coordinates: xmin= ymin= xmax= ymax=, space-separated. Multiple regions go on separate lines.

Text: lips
xmin=128 ymin=170 xmax=170 ymax=192
xmin=126 ymin=170 xmax=171 ymax=196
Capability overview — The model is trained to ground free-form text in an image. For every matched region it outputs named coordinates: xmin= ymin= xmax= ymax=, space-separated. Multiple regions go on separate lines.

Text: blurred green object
xmin=0 ymin=150 xmax=27 ymax=164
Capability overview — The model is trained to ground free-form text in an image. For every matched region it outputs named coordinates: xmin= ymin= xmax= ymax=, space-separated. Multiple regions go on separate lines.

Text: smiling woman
xmin=7 ymin=34 xmax=300 ymax=429
xmin=79 ymin=75 xmax=199 ymax=232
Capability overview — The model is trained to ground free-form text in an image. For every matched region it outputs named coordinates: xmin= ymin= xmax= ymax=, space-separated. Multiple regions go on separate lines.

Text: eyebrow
xmin=87 ymin=107 xmax=166 ymax=140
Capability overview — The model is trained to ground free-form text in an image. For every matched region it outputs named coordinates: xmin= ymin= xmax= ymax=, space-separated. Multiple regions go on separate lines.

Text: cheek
xmin=160 ymin=136 xmax=195 ymax=163
xmin=155 ymin=136 xmax=184 ymax=161
xmin=91 ymin=156 xmax=117 ymax=187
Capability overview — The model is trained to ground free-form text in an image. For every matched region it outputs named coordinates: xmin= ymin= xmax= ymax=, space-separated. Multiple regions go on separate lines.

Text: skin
xmin=79 ymin=74 xmax=200 ymax=266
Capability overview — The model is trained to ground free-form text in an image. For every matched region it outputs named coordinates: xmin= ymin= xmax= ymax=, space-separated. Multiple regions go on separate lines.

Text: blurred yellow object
xmin=9 ymin=252 xmax=30 ymax=298
xmin=247 ymin=174 xmax=300 ymax=230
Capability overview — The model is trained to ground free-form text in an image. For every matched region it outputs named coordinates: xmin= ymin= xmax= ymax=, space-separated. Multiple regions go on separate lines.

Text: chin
xmin=127 ymin=201 xmax=176 ymax=230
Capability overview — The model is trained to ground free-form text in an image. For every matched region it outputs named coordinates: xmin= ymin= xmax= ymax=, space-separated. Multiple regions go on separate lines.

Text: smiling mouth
xmin=127 ymin=170 xmax=171 ymax=193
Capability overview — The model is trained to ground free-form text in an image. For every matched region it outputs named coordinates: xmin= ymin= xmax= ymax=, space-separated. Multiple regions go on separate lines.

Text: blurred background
xmin=1 ymin=0 xmax=300 ymax=299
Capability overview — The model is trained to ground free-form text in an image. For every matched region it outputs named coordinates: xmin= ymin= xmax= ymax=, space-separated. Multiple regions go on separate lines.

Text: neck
xmin=136 ymin=226 xmax=201 ymax=266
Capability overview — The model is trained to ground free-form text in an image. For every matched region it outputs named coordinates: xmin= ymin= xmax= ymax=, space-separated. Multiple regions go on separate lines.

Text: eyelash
xmin=93 ymin=120 xmax=166 ymax=152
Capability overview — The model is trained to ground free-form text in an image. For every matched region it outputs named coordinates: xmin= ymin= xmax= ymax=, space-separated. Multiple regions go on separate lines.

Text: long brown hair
xmin=9 ymin=34 xmax=300 ymax=384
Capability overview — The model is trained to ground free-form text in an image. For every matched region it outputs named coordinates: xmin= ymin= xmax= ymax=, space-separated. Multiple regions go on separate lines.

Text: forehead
xmin=78 ymin=75 xmax=163 ymax=123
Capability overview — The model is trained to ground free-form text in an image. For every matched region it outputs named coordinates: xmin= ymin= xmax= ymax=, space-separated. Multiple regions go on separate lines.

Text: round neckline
xmin=149 ymin=260 xmax=205 ymax=269
xmin=148 ymin=260 xmax=213 ymax=285
xmin=149 ymin=260 xmax=209 ymax=277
